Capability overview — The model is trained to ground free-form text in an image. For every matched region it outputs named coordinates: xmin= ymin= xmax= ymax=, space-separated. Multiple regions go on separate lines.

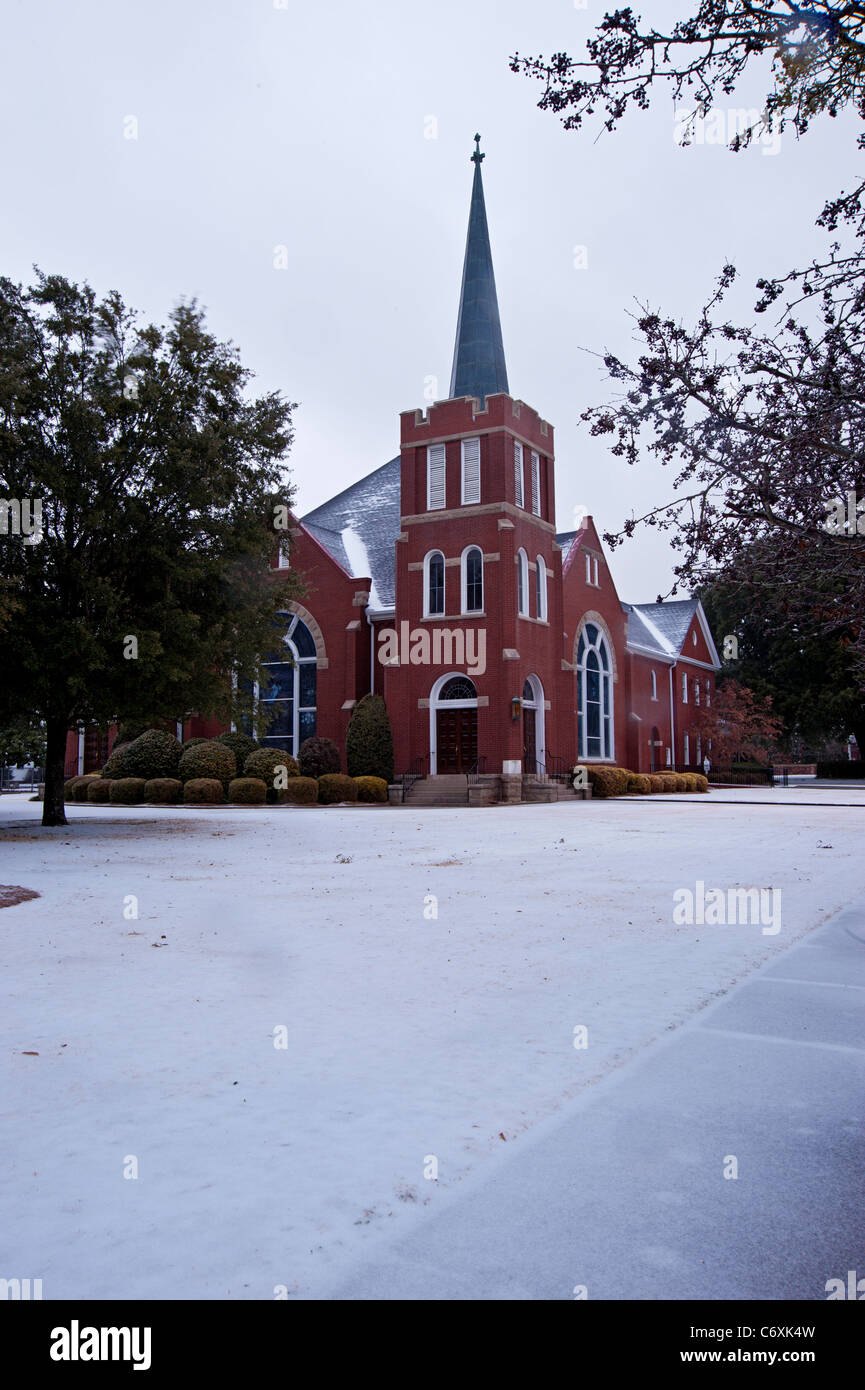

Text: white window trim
xmin=514 ymin=440 xmax=524 ymax=508
xmin=461 ymin=545 xmax=483 ymax=615
xmin=682 ymin=672 xmax=688 ymax=703
xmin=592 ymin=556 xmax=599 ymax=587
xmin=516 ymin=548 xmax=529 ymax=616
xmin=427 ymin=442 xmax=446 ymax=511
xmin=650 ymin=670 xmax=657 ymax=700
xmin=535 ymin=554 xmax=547 ymax=621
xmin=423 ymin=549 xmax=446 ymax=618
xmin=530 ymin=450 xmax=541 ymax=516
xmin=577 ymin=627 xmax=615 ymax=762
xmin=461 ymin=438 xmax=481 ymax=506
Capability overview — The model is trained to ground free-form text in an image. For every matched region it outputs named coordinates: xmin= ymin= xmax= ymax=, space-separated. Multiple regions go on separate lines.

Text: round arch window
xmin=261 ymin=613 xmax=317 ymax=754
xmin=439 ymin=676 xmax=477 ymax=702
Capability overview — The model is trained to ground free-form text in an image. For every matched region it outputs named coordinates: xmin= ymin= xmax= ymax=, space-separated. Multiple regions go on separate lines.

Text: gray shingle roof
xmin=625 ymin=599 xmax=700 ymax=658
xmin=300 ymin=456 xmax=401 ymax=609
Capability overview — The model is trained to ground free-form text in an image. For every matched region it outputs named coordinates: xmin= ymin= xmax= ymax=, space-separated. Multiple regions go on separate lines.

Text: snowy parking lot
xmin=2 ymin=789 xmax=864 ymax=1299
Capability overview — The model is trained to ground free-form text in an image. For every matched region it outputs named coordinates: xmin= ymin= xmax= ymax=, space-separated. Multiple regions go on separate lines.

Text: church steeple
xmin=449 ymin=136 xmax=509 ymax=407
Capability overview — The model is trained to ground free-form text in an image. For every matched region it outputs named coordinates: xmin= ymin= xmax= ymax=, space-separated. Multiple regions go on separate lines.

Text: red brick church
xmin=67 ymin=139 xmax=720 ymax=787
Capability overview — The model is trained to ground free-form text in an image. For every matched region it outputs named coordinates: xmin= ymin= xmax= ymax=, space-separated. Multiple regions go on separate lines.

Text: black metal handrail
xmin=401 ymin=755 xmax=428 ymax=803
xmin=466 ymin=756 xmax=487 ymax=803
xmin=544 ymin=752 xmax=571 ymax=784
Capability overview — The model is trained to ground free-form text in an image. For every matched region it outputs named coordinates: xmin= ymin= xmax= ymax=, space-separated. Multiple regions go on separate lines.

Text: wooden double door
xmin=436 ymin=707 xmax=478 ymax=773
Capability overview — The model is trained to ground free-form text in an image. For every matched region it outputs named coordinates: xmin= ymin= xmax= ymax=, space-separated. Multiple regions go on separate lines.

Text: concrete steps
xmin=405 ymin=775 xmax=469 ymax=807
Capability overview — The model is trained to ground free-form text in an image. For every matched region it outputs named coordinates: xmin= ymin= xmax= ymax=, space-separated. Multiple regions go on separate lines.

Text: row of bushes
xmin=580 ymin=766 xmax=710 ymax=798
xmin=63 ymin=772 xmax=389 ymax=806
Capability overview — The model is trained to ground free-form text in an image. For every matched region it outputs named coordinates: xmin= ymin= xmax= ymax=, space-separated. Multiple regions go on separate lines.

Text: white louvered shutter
xmin=427 ymin=443 xmax=446 ymax=510
xmin=514 ymin=441 xmax=524 ymax=507
xmin=462 ymin=438 xmax=481 ymax=504
xmin=530 ymin=451 xmax=541 ymax=516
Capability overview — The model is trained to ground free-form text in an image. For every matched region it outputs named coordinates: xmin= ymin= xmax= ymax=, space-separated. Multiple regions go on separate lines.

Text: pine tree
xmin=346 ymin=695 xmax=394 ymax=784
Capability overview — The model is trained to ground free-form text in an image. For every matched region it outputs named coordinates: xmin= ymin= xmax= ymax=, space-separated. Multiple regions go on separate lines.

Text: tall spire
xmin=449 ymin=135 xmax=509 ymax=406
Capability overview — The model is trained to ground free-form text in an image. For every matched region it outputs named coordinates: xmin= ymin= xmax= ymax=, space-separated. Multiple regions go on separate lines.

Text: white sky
xmin=1 ymin=0 xmax=859 ymax=600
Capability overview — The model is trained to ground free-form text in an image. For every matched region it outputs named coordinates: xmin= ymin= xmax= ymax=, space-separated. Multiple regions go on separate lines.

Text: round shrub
xmin=627 ymin=773 xmax=651 ymax=794
xmin=299 ymin=736 xmax=341 ymax=779
xmin=581 ymin=766 xmax=629 ymax=798
xmin=86 ymin=778 xmax=112 ymax=803
xmin=64 ymin=775 xmax=86 ymax=799
xmin=216 ymin=732 xmax=260 ymax=767
xmin=144 ymin=778 xmax=183 ymax=804
xmin=109 ymin=777 xmax=148 ymax=804
xmin=122 ymin=729 xmax=182 ymax=781
xmin=243 ymin=748 xmax=299 ymax=789
xmin=692 ymin=773 xmax=710 ymax=793
xmin=229 ymin=777 xmax=268 ymax=805
xmin=354 ymin=775 xmax=388 ymax=803
xmin=101 ymin=742 xmax=133 ymax=779
xmin=71 ymin=774 xmax=103 ymax=802
xmin=280 ymin=777 xmax=318 ymax=805
xmin=116 ymin=720 xmax=156 ymax=744
xmin=317 ymin=772 xmax=358 ymax=805
xmin=183 ymin=778 xmax=224 ymax=804
xmin=178 ymin=740 xmax=236 ymax=790
xmin=346 ymin=694 xmax=395 ymax=784
xmin=648 ymin=775 xmax=668 ymax=792
xmin=181 ymin=736 xmax=210 ymax=752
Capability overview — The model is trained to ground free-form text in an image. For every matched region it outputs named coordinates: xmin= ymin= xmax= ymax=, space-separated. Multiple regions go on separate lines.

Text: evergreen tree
xmin=346 ymin=694 xmax=395 ymax=784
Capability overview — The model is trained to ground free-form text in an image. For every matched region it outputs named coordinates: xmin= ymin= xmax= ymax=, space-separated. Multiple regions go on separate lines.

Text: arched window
xmin=577 ymin=622 xmax=614 ymax=760
xmin=462 ymin=546 xmax=483 ymax=614
xmin=439 ymin=675 xmax=477 ymax=701
xmin=260 ymin=613 xmax=317 ymax=755
xmin=535 ymin=555 xmax=547 ymax=621
xmin=516 ymin=548 xmax=528 ymax=616
xmin=424 ymin=550 xmax=445 ymax=617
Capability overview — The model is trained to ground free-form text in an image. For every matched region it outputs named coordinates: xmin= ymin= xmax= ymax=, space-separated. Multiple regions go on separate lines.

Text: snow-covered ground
xmin=1 ymin=789 xmax=864 ymax=1299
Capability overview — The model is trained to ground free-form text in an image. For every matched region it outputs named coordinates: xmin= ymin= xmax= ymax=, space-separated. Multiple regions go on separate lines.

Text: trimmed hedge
xmin=346 ymin=694 xmax=395 ymax=784
xmin=122 ymin=729 xmax=182 ymax=781
xmin=86 ymin=778 xmax=113 ymax=803
xmin=299 ymin=736 xmax=341 ymax=779
xmin=280 ymin=776 xmax=319 ymax=805
xmin=580 ymin=766 xmax=630 ymax=798
xmin=317 ymin=773 xmax=358 ymax=804
xmin=181 ymin=737 xmax=210 ymax=752
xmin=116 ymin=721 xmax=153 ymax=744
xmin=354 ymin=775 xmax=389 ymax=803
xmin=815 ymin=760 xmax=864 ymax=778
xmin=101 ymin=742 xmax=133 ymax=779
xmin=144 ymin=778 xmax=183 ymax=804
xmin=71 ymin=774 xmax=103 ymax=802
xmin=229 ymin=777 xmax=268 ymax=805
xmin=178 ymin=741 xmax=236 ymax=790
xmin=63 ymin=775 xmax=81 ymax=799
xmin=692 ymin=773 xmax=710 ymax=793
xmin=183 ymin=778 xmax=225 ymax=804
xmin=627 ymin=773 xmax=652 ymax=794
xmin=109 ymin=778 xmax=148 ymax=804
xmin=647 ymin=774 xmax=667 ymax=792
xmin=217 ymin=732 xmax=260 ymax=767
xmin=243 ymin=748 xmax=299 ymax=788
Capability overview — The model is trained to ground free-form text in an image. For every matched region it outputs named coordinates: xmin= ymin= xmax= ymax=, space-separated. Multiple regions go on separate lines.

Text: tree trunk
xmin=42 ymin=715 xmax=69 ymax=827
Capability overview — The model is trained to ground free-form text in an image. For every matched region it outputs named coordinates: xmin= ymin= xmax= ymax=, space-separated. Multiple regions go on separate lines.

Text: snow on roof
xmin=301 ymin=456 xmax=401 ymax=607
xmin=625 ymin=599 xmax=700 ymax=658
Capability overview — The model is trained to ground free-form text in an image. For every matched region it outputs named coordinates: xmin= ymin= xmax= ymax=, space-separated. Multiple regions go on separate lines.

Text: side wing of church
xmin=65 ymin=140 xmax=721 ymax=784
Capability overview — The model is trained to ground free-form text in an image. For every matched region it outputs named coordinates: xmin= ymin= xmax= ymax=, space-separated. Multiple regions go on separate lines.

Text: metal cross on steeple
xmin=471 ymin=133 xmax=484 ymax=164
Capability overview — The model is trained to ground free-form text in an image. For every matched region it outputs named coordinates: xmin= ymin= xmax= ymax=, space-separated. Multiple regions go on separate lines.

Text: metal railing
xmin=674 ymin=762 xmax=774 ymax=787
xmin=466 ymin=756 xmax=487 ymax=803
xmin=401 ymin=755 xmax=428 ymax=803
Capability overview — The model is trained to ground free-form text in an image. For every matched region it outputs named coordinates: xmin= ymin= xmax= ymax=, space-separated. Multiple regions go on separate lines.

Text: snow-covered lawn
xmin=2 ymin=789 xmax=864 ymax=1299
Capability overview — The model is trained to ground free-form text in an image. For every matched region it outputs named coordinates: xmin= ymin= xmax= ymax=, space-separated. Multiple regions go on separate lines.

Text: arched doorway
xmin=430 ymin=674 xmax=478 ymax=774
xmin=522 ymin=675 xmax=545 ymax=774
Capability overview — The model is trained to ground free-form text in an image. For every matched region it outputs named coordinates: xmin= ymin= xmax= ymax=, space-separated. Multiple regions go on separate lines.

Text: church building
xmin=66 ymin=140 xmax=721 ymax=790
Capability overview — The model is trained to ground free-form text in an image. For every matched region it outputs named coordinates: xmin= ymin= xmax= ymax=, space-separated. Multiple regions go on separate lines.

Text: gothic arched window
xmin=424 ymin=551 xmax=445 ymax=617
xmin=462 ymin=546 xmax=483 ymax=614
xmin=260 ymin=613 xmax=318 ymax=755
xmin=517 ymin=548 xmax=528 ymax=616
xmin=577 ymin=622 xmax=614 ymax=760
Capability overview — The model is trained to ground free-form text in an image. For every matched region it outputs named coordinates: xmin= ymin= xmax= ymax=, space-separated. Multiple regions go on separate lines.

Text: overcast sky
xmin=1 ymin=0 xmax=859 ymax=600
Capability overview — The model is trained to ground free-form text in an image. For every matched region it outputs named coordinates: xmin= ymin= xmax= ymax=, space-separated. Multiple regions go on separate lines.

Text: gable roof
xmin=300 ymin=456 xmax=401 ymax=610
xmin=625 ymin=598 xmax=720 ymax=666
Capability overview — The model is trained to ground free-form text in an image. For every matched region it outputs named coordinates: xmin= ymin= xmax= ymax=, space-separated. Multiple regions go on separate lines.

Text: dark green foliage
xmin=229 ymin=777 xmax=268 ymax=804
xmin=108 ymin=778 xmax=148 ymax=804
xmin=181 ymin=737 xmax=210 ymax=752
xmin=71 ymin=774 xmax=102 ymax=801
xmin=299 ymin=736 xmax=340 ymax=779
xmin=183 ymin=778 xmax=224 ymax=804
xmin=122 ymin=729 xmax=182 ymax=781
xmin=101 ymin=742 xmax=133 ymax=779
xmin=116 ymin=721 xmax=154 ymax=744
xmin=815 ymin=760 xmax=865 ymax=778
xmin=280 ymin=776 xmax=318 ymax=805
xmin=345 ymin=695 xmax=394 ymax=784
xmin=178 ymin=741 xmax=236 ymax=789
xmin=354 ymin=775 xmax=388 ymax=803
xmin=317 ymin=773 xmax=358 ymax=804
xmin=86 ymin=778 xmax=112 ymax=803
xmin=242 ymin=748 xmax=299 ymax=787
xmin=0 ymin=721 xmax=46 ymax=768
xmin=0 ymin=271 xmax=301 ymax=826
xmin=144 ymin=778 xmax=183 ymax=803
xmin=216 ymin=732 xmax=259 ymax=767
